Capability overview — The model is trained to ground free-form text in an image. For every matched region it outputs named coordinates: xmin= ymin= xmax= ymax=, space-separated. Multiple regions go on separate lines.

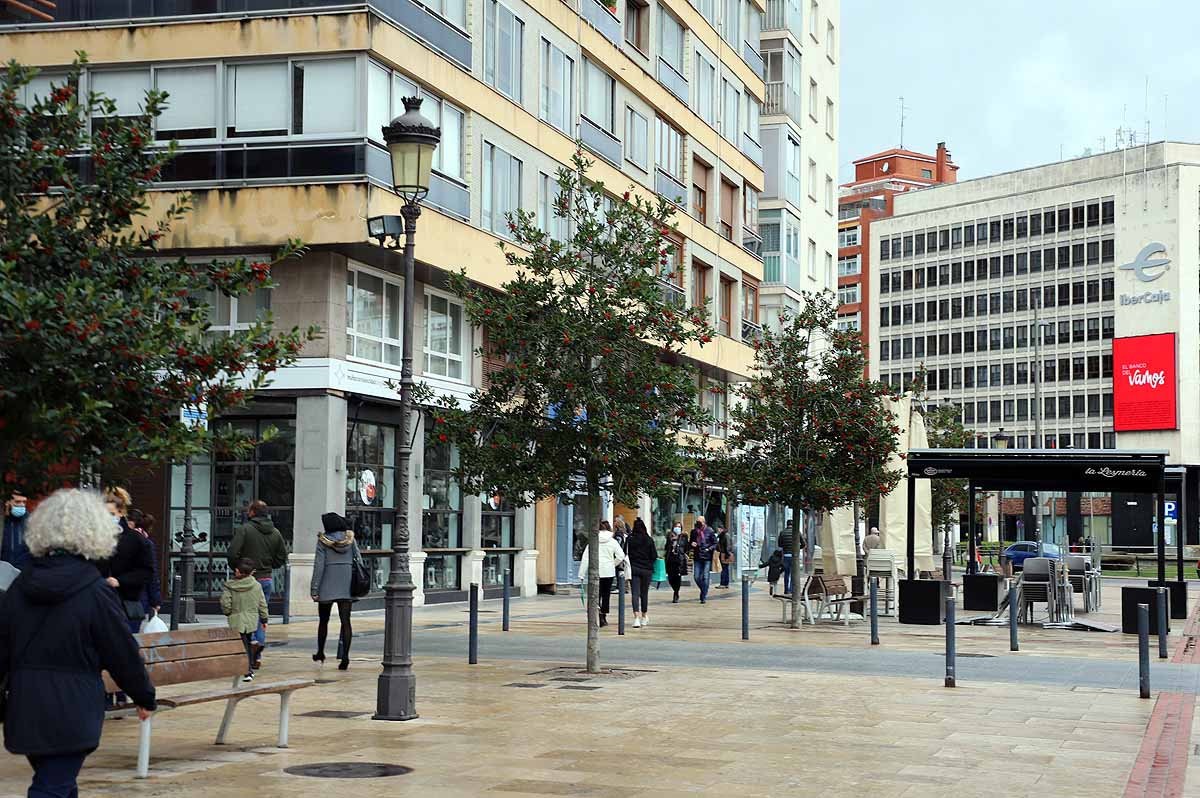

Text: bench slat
xmin=141 ymin=639 xmax=246 ymax=664
xmin=134 ymin=627 xmax=241 ymax=649
xmin=158 ymin=679 xmax=315 ymax=708
xmin=104 ymin=653 xmax=247 ymax=692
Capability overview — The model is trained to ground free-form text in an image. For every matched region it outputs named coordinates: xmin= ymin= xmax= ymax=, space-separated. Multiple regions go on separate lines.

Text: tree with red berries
xmin=429 ymin=152 xmax=713 ymax=673
xmin=707 ymin=292 xmax=901 ymax=627
xmin=0 ymin=59 xmax=319 ymax=495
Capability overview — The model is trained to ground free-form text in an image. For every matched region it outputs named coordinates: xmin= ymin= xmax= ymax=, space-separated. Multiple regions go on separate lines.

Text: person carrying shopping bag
xmin=577 ymin=521 xmax=628 ymax=627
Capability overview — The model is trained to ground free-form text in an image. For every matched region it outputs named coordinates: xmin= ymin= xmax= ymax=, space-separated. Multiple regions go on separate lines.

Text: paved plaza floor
xmin=3 ymin=578 xmax=1200 ymax=797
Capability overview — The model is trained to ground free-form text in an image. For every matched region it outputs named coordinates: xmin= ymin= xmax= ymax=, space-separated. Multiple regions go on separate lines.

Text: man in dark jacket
xmin=228 ymin=500 xmax=289 ymax=655
xmin=2 ymin=490 xmax=30 ymax=571
xmin=689 ymin=517 xmax=717 ymax=604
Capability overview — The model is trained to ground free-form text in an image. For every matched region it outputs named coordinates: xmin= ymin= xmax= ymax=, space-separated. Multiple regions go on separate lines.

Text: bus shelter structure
xmin=900 ymin=449 xmax=1173 ymax=632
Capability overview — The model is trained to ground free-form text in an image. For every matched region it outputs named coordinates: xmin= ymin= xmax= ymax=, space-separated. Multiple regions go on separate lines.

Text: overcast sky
xmin=838 ymin=0 xmax=1200 ymax=183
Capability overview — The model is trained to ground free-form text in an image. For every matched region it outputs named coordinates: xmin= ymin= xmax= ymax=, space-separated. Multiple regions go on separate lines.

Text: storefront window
xmin=423 ymin=414 xmax=463 ymax=591
xmin=345 ymin=420 xmax=397 ymax=593
xmin=481 ymin=494 xmax=516 ymax=587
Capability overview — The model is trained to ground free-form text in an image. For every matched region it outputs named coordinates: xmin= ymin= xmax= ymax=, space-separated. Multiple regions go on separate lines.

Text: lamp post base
xmin=373 ymin=670 xmax=419 ymax=721
xmin=375 ymin=580 xmax=419 ymax=721
xmin=177 ymin=596 xmax=196 ymax=625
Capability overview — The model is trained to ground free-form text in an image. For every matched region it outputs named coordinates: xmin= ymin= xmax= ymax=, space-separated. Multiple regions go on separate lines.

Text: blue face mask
xmin=10 ymin=506 xmax=25 ymax=518
xmin=114 ymin=515 xmax=123 ymax=527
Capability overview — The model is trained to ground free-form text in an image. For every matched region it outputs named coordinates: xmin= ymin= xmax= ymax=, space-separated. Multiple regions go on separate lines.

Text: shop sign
xmin=1119 ymin=242 xmax=1172 ymax=305
xmin=1113 ymin=333 xmax=1177 ymax=431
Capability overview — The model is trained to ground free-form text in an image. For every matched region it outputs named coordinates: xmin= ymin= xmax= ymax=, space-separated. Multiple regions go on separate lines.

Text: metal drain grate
xmin=299 ymin=710 xmax=370 ymax=719
xmin=558 ymin=685 xmax=602 ymax=691
xmin=550 ymin=677 xmax=592 ymax=683
xmin=285 ymin=763 xmax=413 ymax=779
xmin=505 ymin=683 xmax=547 ymax=688
xmin=956 ymin=653 xmax=996 ymax=658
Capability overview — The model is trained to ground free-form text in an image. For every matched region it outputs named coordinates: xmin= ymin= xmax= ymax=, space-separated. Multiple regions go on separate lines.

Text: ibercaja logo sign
xmin=1113 ymin=333 xmax=1177 ymax=432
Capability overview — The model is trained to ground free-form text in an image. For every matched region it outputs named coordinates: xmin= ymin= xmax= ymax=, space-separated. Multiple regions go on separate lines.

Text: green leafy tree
xmin=430 ymin=152 xmax=713 ymax=673
xmin=709 ymin=292 xmax=901 ymax=627
xmin=0 ymin=58 xmax=318 ymax=494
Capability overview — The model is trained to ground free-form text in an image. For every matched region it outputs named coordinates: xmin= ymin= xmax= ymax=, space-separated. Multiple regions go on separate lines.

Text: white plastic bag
xmin=142 ymin=612 xmax=169 ymax=634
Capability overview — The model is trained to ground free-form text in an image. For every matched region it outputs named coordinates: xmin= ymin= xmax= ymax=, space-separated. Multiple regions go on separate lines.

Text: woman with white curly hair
xmin=0 ymin=488 xmax=156 ymax=798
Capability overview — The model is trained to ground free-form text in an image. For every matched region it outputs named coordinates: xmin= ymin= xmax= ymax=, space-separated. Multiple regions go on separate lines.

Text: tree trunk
xmin=790 ymin=503 xmax=803 ymax=628
xmin=583 ymin=474 xmax=602 ymax=674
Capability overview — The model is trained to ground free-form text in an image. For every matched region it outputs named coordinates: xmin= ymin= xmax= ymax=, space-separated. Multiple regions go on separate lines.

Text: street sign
xmin=1165 ymin=501 xmax=1178 ymax=520
xmin=180 ymin=404 xmax=208 ymax=430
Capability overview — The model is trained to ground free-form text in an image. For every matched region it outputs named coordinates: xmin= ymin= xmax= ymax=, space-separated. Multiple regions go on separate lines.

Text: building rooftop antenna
xmin=898 ymin=96 xmax=908 ymax=149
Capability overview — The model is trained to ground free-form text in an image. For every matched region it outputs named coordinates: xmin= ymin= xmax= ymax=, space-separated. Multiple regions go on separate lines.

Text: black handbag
xmin=349 ymin=548 xmax=370 ymax=598
xmin=122 ymin=599 xmax=145 ymax=623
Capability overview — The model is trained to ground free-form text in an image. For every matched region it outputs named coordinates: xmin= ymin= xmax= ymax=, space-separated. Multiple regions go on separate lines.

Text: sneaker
xmin=633 ymin=618 xmax=642 ymax=628
xmin=241 ymin=673 xmax=254 ymax=683
xmin=642 ymin=617 xmax=649 ymax=628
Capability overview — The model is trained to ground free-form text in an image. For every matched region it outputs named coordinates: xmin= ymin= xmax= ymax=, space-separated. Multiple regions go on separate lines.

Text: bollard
xmin=1138 ymin=603 xmax=1150 ymax=698
xmin=1157 ymin=587 xmax=1168 ymax=660
xmin=617 ymin=570 xmax=626 ymax=636
xmin=741 ymin=575 xmax=750 ymax=641
xmin=869 ymin=577 xmax=879 ymax=646
xmin=502 ymin=569 xmax=511 ymax=632
xmin=169 ymin=574 xmax=182 ymax=631
xmin=282 ymin=564 xmax=292 ymax=625
xmin=468 ymin=583 xmax=479 ymax=665
xmin=945 ymin=593 xmax=956 ymax=688
xmin=1008 ymin=586 xmax=1019 ymax=652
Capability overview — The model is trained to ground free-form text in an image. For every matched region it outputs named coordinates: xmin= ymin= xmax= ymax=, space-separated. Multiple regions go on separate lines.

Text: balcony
xmin=656 ymin=57 xmax=689 ymax=104
xmin=658 ymin=278 xmax=686 ymax=308
xmin=741 ymin=132 xmax=762 ymax=167
xmin=763 ymin=81 xmax=802 ymax=122
xmin=763 ymin=254 xmax=781 ymax=284
xmin=741 ymin=318 xmax=762 ymax=343
xmin=368 ymin=142 xmax=469 ymax=220
xmin=764 ymin=0 xmax=799 ymax=32
xmin=743 ymin=41 xmax=765 ymax=80
xmin=582 ymin=0 xmax=622 ymax=47
xmin=742 ymin=225 xmax=762 ymax=258
xmin=580 ymin=115 xmax=622 ymax=166
xmin=655 ymin=167 xmax=687 ymax=208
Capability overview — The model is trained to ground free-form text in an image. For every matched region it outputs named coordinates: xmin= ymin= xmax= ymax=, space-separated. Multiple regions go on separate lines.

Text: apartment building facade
xmin=755 ymin=0 xmax=840 ymax=330
xmin=2 ymin=0 xmax=770 ymax=606
xmin=836 ymin=144 xmax=957 ymax=367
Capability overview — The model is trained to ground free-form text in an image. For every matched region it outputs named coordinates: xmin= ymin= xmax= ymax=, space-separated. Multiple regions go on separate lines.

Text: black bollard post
xmin=468 ymin=583 xmax=479 ymax=665
xmin=741 ymin=575 xmax=750 ymax=641
xmin=945 ymin=592 xmax=956 ymax=688
xmin=1008 ymin=585 xmax=1019 ymax=652
xmin=502 ymin=569 xmax=511 ymax=632
xmin=1157 ymin=587 xmax=1168 ymax=659
xmin=169 ymin=573 xmax=182 ymax=631
xmin=869 ymin=577 xmax=880 ymax=645
xmin=617 ymin=570 xmax=626 ymax=636
xmin=282 ymin=564 xmax=291 ymax=626
xmin=1138 ymin=603 xmax=1150 ymax=698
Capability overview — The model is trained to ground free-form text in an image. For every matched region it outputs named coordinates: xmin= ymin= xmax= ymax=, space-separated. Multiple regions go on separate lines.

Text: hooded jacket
xmin=578 ymin=530 xmax=627 ymax=580
xmin=0 ymin=554 xmax=156 ymax=756
xmin=228 ymin=514 xmax=289 ymax=580
xmin=99 ymin=519 xmax=154 ymax=605
xmin=626 ymin=530 xmax=658 ymax=573
xmin=310 ymin=513 xmax=359 ymax=603
xmin=220 ymin=573 xmax=269 ymax=634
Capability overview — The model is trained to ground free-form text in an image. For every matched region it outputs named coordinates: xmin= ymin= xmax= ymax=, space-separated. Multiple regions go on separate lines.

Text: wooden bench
xmin=104 ymin=627 xmax=314 ymax=778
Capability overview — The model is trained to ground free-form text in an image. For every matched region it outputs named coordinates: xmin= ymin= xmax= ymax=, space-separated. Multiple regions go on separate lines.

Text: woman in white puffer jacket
xmin=578 ymin=520 xmax=628 ymax=627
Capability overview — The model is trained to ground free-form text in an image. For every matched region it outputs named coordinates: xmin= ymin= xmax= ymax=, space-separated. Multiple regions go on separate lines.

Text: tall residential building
xmin=836 ymin=143 xmax=958 ymax=369
xmin=756 ymin=0 xmax=840 ymax=330
xmin=2 ymin=0 xmax=770 ymax=605
xmin=868 ymin=143 xmax=1200 ymax=545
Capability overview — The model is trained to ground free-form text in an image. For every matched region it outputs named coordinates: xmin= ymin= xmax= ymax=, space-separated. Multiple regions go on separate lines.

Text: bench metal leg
xmin=278 ymin=691 xmax=293 ymax=748
xmin=136 ymin=717 xmax=152 ymax=779
xmin=215 ymin=698 xmax=241 ymax=745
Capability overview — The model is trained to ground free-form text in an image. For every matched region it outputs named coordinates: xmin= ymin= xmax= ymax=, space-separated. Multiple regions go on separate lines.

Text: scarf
xmin=318 ymin=530 xmax=355 ymax=550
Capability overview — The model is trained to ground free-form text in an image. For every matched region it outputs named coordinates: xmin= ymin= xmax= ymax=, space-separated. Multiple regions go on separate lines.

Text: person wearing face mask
xmin=3 ymin=491 xmax=30 ymax=572
xmin=663 ymin=521 xmax=689 ymax=603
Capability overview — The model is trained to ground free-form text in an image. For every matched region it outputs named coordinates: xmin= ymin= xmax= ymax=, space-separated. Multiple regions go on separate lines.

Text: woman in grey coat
xmin=310 ymin=513 xmax=360 ymax=670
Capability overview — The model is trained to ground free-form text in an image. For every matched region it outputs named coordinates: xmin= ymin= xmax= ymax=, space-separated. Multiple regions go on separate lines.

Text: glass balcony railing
xmin=580 ymin=115 xmax=622 ymax=166
xmin=655 ymin=167 xmax=687 ymax=208
xmin=741 ymin=318 xmax=762 ymax=343
xmin=763 ymin=254 xmax=782 ymax=284
xmin=764 ymin=82 xmax=802 ymax=122
xmin=742 ymin=41 xmax=765 ymax=80
xmin=741 ymin=132 xmax=762 ymax=167
xmin=657 ymin=57 xmax=689 ymax=104
xmin=658 ymin=278 xmax=686 ymax=308
xmin=582 ymin=0 xmax=621 ymax=47
xmin=764 ymin=0 xmax=799 ymax=32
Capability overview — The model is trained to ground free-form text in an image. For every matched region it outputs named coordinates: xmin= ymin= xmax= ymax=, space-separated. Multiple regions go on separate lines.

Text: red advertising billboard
xmin=1113 ymin=333 xmax=1177 ymax=431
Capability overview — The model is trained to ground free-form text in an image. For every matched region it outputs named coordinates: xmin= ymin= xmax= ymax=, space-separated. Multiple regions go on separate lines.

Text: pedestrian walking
xmin=228 ymin=499 xmax=289 ymax=668
xmin=627 ymin=518 xmax=657 ymax=628
xmin=717 ymin=526 xmax=732 ymax=588
xmin=761 ymin=548 xmax=784 ymax=595
xmin=862 ymin=526 xmax=882 ymax=557
xmin=578 ymin=520 xmax=627 ymax=627
xmin=664 ymin=522 xmax=689 ymax=603
xmin=778 ymin=520 xmax=795 ymax=595
xmin=2 ymin=490 xmax=30 ymax=571
xmin=220 ymin=557 xmax=269 ymax=682
xmin=101 ymin=488 xmax=154 ymax=634
xmin=689 ymin=516 xmax=717 ymax=603
xmin=0 ymin=488 xmax=156 ymax=798
xmin=126 ymin=509 xmax=162 ymax=622
xmin=310 ymin=512 xmax=359 ymax=670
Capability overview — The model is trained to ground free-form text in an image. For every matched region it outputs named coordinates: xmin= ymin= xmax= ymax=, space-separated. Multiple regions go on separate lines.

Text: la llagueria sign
xmin=1113 ymin=333 xmax=1177 ymax=432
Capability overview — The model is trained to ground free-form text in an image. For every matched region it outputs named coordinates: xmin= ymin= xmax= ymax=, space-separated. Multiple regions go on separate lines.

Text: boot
xmin=672 ymin=591 xmax=679 ymax=603
xmin=599 ymin=613 xmax=608 ymax=627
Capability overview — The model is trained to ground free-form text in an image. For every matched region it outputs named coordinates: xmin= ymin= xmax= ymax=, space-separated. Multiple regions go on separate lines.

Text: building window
xmin=655 ymin=116 xmax=685 ymax=182
xmin=423 ymin=418 xmax=463 ymax=591
xmin=838 ymin=227 xmax=859 ymax=248
xmin=220 ymin=62 xmax=286 ymax=137
xmin=482 ymin=142 xmax=522 ymax=236
xmin=346 ymin=265 xmax=403 ymax=366
xmin=583 ymin=59 xmax=616 ymax=132
xmin=718 ymin=276 xmax=734 ymax=336
xmin=692 ymin=261 xmax=710 ymax=308
xmin=692 ymin=159 xmax=710 ymax=223
xmin=625 ymin=0 xmax=648 ymax=51
xmin=837 ymin=255 xmax=860 ymax=276
xmin=824 ymin=175 xmax=833 ymax=213
xmin=808 ymin=79 xmax=818 ymax=119
xmin=809 ymin=0 xmax=818 ymax=37
xmin=743 ymin=280 xmax=759 ymax=325
xmin=199 ymin=278 xmax=271 ymax=336
xmin=373 ymin=69 xmax=463 ymax=181
xmin=537 ymin=172 xmax=568 ymax=240
xmin=344 ymin=420 xmax=396 ymax=593
xmin=722 ymin=79 xmax=741 ymax=142
xmin=155 ymin=65 xmax=217 ymax=140
xmin=540 ymin=40 xmax=574 ymax=135
xmin=694 ymin=51 xmax=716 ymax=125
xmin=837 ymin=284 xmax=859 ymax=304
xmin=807 ymin=159 xmax=817 ymax=199
xmin=481 ymin=494 xmax=517 ymax=587
xmin=719 ymin=179 xmax=737 ymax=240
xmin=484 ymin=0 xmax=524 ymax=102
xmin=625 ymin=107 xmax=649 ymax=169
xmin=424 ymin=292 xmax=466 ymax=381
xmin=701 ymin=377 xmax=727 ymax=437
xmin=825 ymin=98 xmax=834 ymax=137
xmin=785 ymin=136 xmax=801 ymax=206
xmin=659 ymin=7 xmax=686 ymax=77
xmin=825 ymin=20 xmax=835 ymax=58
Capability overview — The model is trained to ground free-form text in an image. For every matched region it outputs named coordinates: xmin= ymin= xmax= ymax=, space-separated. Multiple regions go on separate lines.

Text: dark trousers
xmin=27 ymin=752 xmax=87 ymax=798
xmin=720 ymin=562 xmax=731 ymax=587
xmin=317 ymin=600 xmax=354 ymax=659
xmin=667 ymin=571 xmax=682 ymax=596
xmin=630 ymin=568 xmax=652 ymax=613
xmin=599 ymin=577 xmax=614 ymax=616
xmin=240 ymin=633 xmax=255 ymax=673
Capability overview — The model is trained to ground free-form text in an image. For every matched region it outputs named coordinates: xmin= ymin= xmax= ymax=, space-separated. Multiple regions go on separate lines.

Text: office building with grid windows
xmin=2 ymin=0 xmax=772 ymax=607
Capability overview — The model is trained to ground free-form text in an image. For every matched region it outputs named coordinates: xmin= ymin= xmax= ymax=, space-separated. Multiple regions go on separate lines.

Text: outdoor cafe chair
xmin=1018 ymin=557 xmax=1056 ymax=623
xmin=1066 ymin=555 xmax=1095 ymax=613
xmin=865 ymin=549 xmax=900 ymax=616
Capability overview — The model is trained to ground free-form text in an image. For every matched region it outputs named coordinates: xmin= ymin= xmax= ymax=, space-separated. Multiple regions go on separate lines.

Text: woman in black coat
xmin=102 ymin=488 xmax=154 ymax=633
xmin=663 ymin=521 xmax=689 ymax=604
xmin=0 ymin=488 xmax=156 ymax=797
xmin=626 ymin=518 xmax=657 ymax=628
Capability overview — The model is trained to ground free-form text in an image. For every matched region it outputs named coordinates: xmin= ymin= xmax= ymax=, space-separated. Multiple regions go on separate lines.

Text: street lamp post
xmin=370 ymin=97 xmax=440 ymax=722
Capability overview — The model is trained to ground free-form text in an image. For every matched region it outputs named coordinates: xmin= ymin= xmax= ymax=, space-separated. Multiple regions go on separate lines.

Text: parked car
xmin=1004 ymin=541 xmax=1062 ymax=571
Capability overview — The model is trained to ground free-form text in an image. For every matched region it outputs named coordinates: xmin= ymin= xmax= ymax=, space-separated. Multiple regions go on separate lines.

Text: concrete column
xmin=985 ymin=493 xmax=1000 ymax=542
xmin=463 ymin=494 xmax=483 ymax=589
xmin=514 ymin=504 xmax=538 ymax=596
xmin=289 ymin=393 xmax=347 ymax=618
